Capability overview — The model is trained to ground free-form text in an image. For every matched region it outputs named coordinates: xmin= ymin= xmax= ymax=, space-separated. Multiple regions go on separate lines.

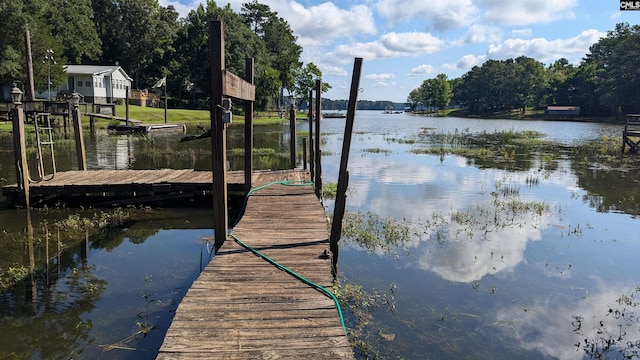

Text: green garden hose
xmin=229 ymin=180 xmax=347 ymax=335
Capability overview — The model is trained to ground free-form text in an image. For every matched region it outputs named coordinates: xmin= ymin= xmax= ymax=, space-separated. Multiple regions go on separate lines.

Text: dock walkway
xmin=157 ymin=171 xmax=354 ymax=359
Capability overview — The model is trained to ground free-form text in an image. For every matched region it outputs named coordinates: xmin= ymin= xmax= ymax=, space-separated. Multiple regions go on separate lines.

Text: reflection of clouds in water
xmin=495 ymin=283 xmax=639 ymax=360
xmin=417 ymin=210 xmax=552 ymax=283
xmin=343 ymin=152 xmax=564 ymax=283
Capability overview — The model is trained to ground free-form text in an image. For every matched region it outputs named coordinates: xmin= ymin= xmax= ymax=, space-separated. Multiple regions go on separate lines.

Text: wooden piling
xmin=309 ymin=89 xmax=314 ymax=181
xmin=125 ymin=86 xmax=130 ymax=126
xmin=290 ymin=104 xmax=296 ymax=169
xmin=210 ymin=20 xmax=229 ymax=251
xmin=11 ymin=106 xmax=30 ymax=207
xmin=72 ymin=106 xmax=87 ymax=170
xmin=329 ymin=58 xmax=363 ymax=275
xmin=303 ymin=137 xmax=308 ymax=170
xmin=25 ymin=30 xmax=35 ymax=102
xmin=244 ymin=58 xmax=254 ymax=194
xmin=314 ymin=80 xmax=322 ymax=198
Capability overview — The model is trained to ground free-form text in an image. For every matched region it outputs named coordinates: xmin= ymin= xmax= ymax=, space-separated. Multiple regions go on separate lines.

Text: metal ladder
xmin=30 ymin=113 xmax=57 ymax=182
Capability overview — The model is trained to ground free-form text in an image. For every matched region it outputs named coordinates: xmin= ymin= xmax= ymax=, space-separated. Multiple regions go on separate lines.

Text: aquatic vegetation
xmin=341 ymin=211 xmax=413 ymax=254
xmin=362 ymin=147 xmax=392 ymax=154
xmin=409 ymin=128 xmax=556 ymax=170
xmin=573 ymin=287 xmax=640 ymax=359
xmin=53 ymin=208 xmax=129 ymax=233
xmin=323 ymin=182 xmax=338 ymax=199
xmin=334 ymin=278 xmax=397 ymax=359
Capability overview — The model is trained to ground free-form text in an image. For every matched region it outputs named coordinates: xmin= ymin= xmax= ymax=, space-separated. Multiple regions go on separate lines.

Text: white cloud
xmin=511 ymin=28 xmax=532 ymax=38
xmin=330 ymin=31 xmax=445 ymax=61
xmin=486 ymin=29 xmax=606 ymax=63
xmin=443 ymin=54 xmax=486 ymax=71
xmin=287 ymin=2 xmax=376 ymax=46
xmin=159 ymin=0 xmax=200 ymax=18
xmin=380 ymin=32 xmax=445 ymax=54
xmin=365 ymin=73 xmax=396 ymax=81
xmin=459 ymin=24 xmax=503 ymax=45
xmin=376 ymin=0 xmax=479 ymax=31
xmin=321 ymin=65 xmax=349 ymax=77
xmin=410 ymin=64 xmax=434 ymax=76
xmin=478 ymin=0 xmax=577 ymax=26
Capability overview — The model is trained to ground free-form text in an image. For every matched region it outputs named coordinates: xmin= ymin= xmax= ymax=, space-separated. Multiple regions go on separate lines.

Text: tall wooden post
xmin=164 ymin=78 xmax=168 ymax=124
xmin=72 ymin=105 xmax=87 ymax=170
xmin=12 ymin=106 xmax=30 ymax=207
xmin=329 ymin=58 xmax=363 ymax=276
xmin=308 ymin=89 xmax=314 ymax=180
xmin=244 ymin=58 xmax=254 ymax=194
xmin=210 ymin=21 xmax=228 ymax=251
xmin=25 ymin=31 xmax=35 ymax=102
xmin=125 ymin=86 xmax=130 ymax=126
xmin=314 ymin=80 xmax=322 ymax=197
xmin=289 ymin=104 xmax=296 ymax=169
xmin=302 ymin=137 xmax=308 ymax=170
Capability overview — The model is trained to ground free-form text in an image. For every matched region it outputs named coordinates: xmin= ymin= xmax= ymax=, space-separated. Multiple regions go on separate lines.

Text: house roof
xmin=64 ymin=65 xmax=133 ymax=81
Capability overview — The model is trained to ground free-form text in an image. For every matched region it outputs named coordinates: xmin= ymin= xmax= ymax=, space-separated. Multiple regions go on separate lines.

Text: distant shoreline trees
xmin=408 ymin=22 xmax=640 ymax=119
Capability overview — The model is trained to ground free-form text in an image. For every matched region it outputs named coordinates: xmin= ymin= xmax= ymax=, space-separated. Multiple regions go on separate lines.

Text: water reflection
xmin=495 ymin=282 xmax=640 ymax=360
xmin=0 ymin=112 xmax=639 ymax=359
xmin=0 ymin=208 xmax=214 ymax=359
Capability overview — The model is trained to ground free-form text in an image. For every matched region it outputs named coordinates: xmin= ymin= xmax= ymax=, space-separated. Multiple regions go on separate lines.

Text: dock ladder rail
xmin=30 ymin=112 xmax=57 ymax=183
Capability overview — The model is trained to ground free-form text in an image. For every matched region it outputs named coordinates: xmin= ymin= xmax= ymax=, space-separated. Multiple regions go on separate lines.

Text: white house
xmin=60 ymin=65 xmax=133 ymax=104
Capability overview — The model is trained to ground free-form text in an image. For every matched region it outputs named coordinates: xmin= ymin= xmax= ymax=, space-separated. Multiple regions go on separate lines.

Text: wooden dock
xmin=157 ymin=171 xmax=354 ymax=359
xmin=1 ymin=169 xmax=305 ymax=207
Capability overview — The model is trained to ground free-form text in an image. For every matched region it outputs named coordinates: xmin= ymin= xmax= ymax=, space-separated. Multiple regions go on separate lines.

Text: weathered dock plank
xmin=1 ymin=169 xmax=311 ymax=207
xmin=157 ymin=174 xmax=354 ymax=359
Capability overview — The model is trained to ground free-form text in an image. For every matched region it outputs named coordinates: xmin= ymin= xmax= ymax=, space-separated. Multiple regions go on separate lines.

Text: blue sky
xmin=160 ymin=0 xmax=639 ymax=102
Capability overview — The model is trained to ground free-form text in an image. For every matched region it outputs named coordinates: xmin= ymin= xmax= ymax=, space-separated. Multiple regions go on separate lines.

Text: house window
xmin=77 ymin=80 xmax=83 ymax=87
xmin=85 ymin=81 xmax=91 ymax=87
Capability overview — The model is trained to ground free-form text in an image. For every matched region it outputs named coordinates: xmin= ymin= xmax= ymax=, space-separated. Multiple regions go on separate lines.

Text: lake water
xmin=0 ymin=110 xmax=639 ymax=359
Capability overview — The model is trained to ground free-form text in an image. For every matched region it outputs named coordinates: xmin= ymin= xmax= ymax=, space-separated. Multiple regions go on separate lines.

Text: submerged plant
xmin=573 ymin=287 xmax=640 ymax=359
xmin=323 ymin=182 xmax=338 ymax=199
xmin=341 ymin=211 xmax=413 ymax=254
xmin=335 ymin=277 xmax=397 ymax=358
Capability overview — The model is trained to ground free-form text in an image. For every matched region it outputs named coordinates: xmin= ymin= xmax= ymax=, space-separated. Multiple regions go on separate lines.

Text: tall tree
xmin=257 ymin=7 xmax=302 ymax=107
xmin=294 ymin=62 xmax=330 ymax=106
xmin=241 ymin=0 xmax=275 ymax=37
xmin=93 ymin=0 xmax=179 ymax=89
xmin=433 ymin=73 xmax=452 ymax=112
xmin=545 ymin=58 xmax=575 ymax=105
xmin=514 ymin=56 xmax=547 ymax=113
xmin=584 ymin=22 xmax=640 ymax=115
xmin=44 ymin=0 xmax=101 ymax=64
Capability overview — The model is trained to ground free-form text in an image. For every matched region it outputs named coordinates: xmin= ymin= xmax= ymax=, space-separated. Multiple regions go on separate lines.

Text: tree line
xmin=407 ymin=23 xmax=640 ymax=118
xmin=0 ymin=0 xmax=328 ymax=111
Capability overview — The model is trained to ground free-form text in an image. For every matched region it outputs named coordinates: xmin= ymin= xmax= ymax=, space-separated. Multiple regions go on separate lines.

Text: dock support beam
xmin=314 ymin=80 xmax=322 ymax=198
xmin=244 ymin=58 xmax=254 ymax=194
xmin=289 ymin=104 xmax=296 ymax=169
xmin=308 ymin=89 xmax=314 ymax=180
xmin=329 ymin=58 xmax=363 ymax=276
xmin=11 ymin=102 xmax=30 ymax=208
xmin=210 ymin=21 xmax=229 ymax=251
xmin=71 ymin=101 xmax=87 ymax=170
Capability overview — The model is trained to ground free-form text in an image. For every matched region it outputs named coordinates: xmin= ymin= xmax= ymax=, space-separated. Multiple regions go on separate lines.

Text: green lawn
xmin=0 ymin=104 xmax=295 ymax=133
xmin=112 ymin=104 xmax=292 ymax=126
